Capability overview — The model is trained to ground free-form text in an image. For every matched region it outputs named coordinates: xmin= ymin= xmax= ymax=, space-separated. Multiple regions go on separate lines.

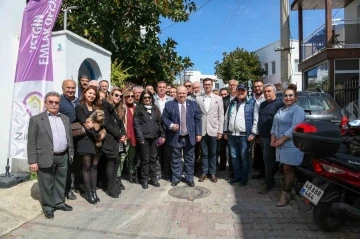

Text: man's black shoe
xmin=187 ymin=181 xmax=195 ymax=187
xmin=149 ymin=180 xmax=160 ymax=187
xmin=217 ymin=166 xmax=226 ymax=171
xmin=171 ymin=181 xmax=180 ymax=187
xmin=44 ymin=210 xmax=54 ymax=219
xmin=228 ymin=172 xmax=234 ymax=178
xmin=228 ymin=178 xmax=241 ymax=185
xmin=55 ymin=204 xmax=73 ymax=211
xmin=67 ymin=190 xmax=77 ymax=200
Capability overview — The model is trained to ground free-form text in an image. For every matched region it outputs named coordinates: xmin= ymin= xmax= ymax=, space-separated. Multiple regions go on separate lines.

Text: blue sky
xmin=159 ymin=0 xmax=344 ymax=75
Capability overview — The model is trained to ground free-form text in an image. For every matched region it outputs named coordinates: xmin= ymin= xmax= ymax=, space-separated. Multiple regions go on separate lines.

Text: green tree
xmin=58 ymin=0 xmax=195 ymax=85
xmin=214 ymin=47 xmax=265 ymax=84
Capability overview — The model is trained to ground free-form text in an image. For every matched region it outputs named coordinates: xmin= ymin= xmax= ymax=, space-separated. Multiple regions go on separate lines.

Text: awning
xmin=291 ymin=0 xmax=354 ymax=11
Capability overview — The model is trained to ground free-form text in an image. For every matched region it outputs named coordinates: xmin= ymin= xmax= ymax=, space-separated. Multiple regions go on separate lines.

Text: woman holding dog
xmin=134 ymin=90 xmax=165 ymax=189
xmin=75 ymin=85 xmax=104 ymax=204
xmin=101 ymin=88 xmax=126 ymax=198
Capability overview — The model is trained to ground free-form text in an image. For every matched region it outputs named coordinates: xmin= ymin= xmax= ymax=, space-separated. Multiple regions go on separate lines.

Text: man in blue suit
xmin=162 ymin=86 xmax=202 ymax=187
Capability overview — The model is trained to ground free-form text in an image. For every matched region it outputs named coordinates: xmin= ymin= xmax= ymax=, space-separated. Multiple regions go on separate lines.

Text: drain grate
xmin=168 ymin=186 xmax=211 ymax=199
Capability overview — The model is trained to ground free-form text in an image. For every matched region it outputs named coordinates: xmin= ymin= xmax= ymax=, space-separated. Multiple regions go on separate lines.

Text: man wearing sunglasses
xmin=28 ymin=92 xmax=74 ymax=219
xmin=184 ymin=80 xmax=193 ymax=96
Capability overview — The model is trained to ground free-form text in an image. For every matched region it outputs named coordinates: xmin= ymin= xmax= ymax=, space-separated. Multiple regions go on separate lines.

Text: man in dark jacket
xmin=162 ymin=86 xmax=202 ymax=187
xmin=257 ymin=83 xmax=284 ymax=194
xmin=218 ymin=88 xmax=230 ymax=171
xmin=59 ymin=79 xmax=79 ymax=200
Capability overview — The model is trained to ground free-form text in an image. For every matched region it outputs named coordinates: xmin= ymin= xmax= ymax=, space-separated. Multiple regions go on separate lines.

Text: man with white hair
xmin=257 ymin=83 xmax=284 ymax=194
xmin=88 ymin=80 xmax=99 ymax=88
xmin=188 ymin=81 xmax=202 ymax=101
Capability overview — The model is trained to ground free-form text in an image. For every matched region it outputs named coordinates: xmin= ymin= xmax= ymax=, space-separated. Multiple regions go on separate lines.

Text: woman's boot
xmin=276 ymin=191 xmax=290 ymax=207
xmin=86 ymin=190 xmax=97 ymax=204
xmin=91 ymin=188 xmax=100 ymax=202
xmin=107 ymin=183 xmax=120 ymax=198
xmin=117 ymin=177 xmax=125 ymax=190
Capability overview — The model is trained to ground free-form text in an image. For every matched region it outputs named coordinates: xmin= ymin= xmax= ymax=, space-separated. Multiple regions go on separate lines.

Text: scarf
xmin=126 ymin=104 xmax=136 ymax=146
xmin=144 ymin=104 xmax=153 ymax=114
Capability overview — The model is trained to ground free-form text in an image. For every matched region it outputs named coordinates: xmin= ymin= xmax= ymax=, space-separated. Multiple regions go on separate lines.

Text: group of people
xmin=27 ymin=75 xmax=305 ymax=219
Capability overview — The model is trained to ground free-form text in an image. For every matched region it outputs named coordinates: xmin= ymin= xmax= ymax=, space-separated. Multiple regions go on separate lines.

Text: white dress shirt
xmin=203 ymin=93 xmax=212 ymax=112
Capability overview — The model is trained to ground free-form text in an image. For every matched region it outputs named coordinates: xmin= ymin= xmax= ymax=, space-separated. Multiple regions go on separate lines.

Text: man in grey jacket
xmin=28 ymin=92 xmax=74 ymax=219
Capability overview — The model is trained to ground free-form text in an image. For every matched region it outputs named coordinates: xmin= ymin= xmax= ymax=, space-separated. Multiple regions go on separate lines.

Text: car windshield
xmin=278 ymin=93 xmax=341 ymax=115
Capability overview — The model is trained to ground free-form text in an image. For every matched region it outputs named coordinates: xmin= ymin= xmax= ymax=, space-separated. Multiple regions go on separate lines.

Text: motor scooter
xmin=293 ymin=120 xmax=360 ymax=232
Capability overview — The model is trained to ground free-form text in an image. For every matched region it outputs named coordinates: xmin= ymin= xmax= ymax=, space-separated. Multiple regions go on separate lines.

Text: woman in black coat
xmin=75 ymin=85 xmax=104 ymax=204
xmin=101 ymin=88 xmax=126 ymax=198
xmin=134 ymin=90 xmax=165 ymax=189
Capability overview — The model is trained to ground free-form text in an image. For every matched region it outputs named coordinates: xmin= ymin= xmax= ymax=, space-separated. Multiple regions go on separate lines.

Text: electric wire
xmin=161 ymin=0 xmax=213 ymax=32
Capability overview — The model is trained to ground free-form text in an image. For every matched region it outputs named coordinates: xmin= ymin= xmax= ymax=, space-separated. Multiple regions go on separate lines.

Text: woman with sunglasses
xmin=75 ymin=85 xmax=104 ymax=204
xmin=101 ymin=88 xmax=126 ymax=198
xmin=270 ymin=84 xmax=305 ymax=207
xmin=117 ymin=89 xmax=138 ymax=184
xmin=134 ymin=91 xmax=165 ymax=189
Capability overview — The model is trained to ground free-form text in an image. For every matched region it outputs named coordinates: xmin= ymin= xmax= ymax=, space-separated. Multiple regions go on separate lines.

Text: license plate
xmin=299 ymin=181 xmax=324 ymax=205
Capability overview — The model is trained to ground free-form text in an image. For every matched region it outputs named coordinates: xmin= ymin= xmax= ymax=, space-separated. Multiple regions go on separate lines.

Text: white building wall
xmin=255 ymin=40 xmax=302 ymax=90
xmin=0 ymin=0 xmax=26 ymax=173
xmin=344 ymin=0 xmax=360 ymax=19
xmin=184 ymin=70 xmax=225 ymax=90
xmin=52 ymin=31 xmax=112 ymax=96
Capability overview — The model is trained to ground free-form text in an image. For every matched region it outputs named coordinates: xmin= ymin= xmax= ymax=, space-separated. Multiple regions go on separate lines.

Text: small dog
xmin=86 ymin=110 xmax=106 ymax=147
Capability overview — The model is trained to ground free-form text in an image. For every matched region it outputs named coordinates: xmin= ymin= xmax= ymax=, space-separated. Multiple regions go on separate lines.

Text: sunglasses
xmin=113 ymin=93 xmax=122 ymax=98
xmin=125 ymin=95 xmax=135 ymax=98
xmin=284 ymin=94 xmax=294 ymax=98
xmin=47 ymin=100 xmax=59 ymax=105
xmin=185 ymin=85 xmax=192 ymax=88
xmin=143 ymin=96 xmax=152 ymax=100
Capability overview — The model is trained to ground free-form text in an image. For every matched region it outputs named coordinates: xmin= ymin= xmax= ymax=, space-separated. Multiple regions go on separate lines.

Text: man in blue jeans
xmin=257 ymin=84 xmax=284 ymax=193
xmin=223 ymin=84 xmax=256 ymax=186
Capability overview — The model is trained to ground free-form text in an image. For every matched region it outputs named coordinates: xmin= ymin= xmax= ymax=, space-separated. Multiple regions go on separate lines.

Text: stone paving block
xmin=176 ymin=234 xmax=196 ymax=239
xmin=300 ymin=230 xmax=328 ymax=238
xmin=225 ymin=229 xmax=245 ymax=237
xmin=206 ymin=229 xmax=226 ymax=237
xmin=252 ymin=223 xmax=272 ymax=231
xmin=233 ymin=223 xmax=252 ymax=231
xmin=188 ymin=227 xmax=207 ymax=236
xmin=215 ymin=223 xmax=234 ymax=230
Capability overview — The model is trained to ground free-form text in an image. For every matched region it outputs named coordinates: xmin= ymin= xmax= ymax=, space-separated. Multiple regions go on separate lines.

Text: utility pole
xmin=280 ymin=0 xmax=291 ymax=90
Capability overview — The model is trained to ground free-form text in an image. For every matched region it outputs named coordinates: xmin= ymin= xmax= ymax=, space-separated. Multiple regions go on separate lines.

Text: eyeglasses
xmin=125 ymin=95 xmax=135 ymax=98
xmin=47 ymin=100 xmax=59 ymax=105
xmin=143 ymin=96 xmax=152 ymax=100
xmin=113 ymin=93 xmax=122 ymax=98
xmin=284 ymin=94 xmax=294 ymax=98
xmin=185 ymin=85 xmax=192 ymax=88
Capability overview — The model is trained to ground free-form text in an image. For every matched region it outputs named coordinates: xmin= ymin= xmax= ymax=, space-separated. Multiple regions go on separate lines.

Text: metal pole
xmin=280 ymin=0 xmax=291 ymax=90
xmin=63 ymin=6 xmax=78 ymax=31
xmin=64 ymin=9 xmax=68 ymax=30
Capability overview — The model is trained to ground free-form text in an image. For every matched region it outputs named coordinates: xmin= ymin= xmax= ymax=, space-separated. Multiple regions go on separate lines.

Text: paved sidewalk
xmin=2 ymin=171 xmax=359 ymax=239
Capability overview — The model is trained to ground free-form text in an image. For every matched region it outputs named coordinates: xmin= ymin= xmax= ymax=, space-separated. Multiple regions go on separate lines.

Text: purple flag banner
xmin=9 ymin=0 xmax=63 ymax=159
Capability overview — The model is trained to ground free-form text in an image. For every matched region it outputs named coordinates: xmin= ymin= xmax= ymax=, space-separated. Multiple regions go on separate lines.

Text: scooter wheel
xmin=313 ymin=197 xmax=346 ymax=232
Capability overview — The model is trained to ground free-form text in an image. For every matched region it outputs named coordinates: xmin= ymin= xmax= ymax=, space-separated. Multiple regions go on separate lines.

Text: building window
xmin=264 ymin=63 xmax=268 ymax=76
xmin=271 ymin=61 xmax=275 ymax=75
xmin=303 ymin=61 xmax=329 ymax=91
xmin=294 ymin=59 xmax=299 ymax=72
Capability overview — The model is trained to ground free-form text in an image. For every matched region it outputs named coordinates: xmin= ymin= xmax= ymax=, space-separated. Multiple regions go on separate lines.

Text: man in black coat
xmin=59 ymin=79 xmax=79 ymax=200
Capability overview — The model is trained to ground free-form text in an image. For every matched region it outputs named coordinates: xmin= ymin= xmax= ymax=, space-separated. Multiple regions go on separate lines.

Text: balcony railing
xmin=301 ymin=18 xmax=360 ymax=60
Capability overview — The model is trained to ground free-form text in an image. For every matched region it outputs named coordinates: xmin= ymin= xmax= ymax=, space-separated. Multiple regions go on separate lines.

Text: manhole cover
xmin=168 ymin=186 xmax=211 ymax=199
